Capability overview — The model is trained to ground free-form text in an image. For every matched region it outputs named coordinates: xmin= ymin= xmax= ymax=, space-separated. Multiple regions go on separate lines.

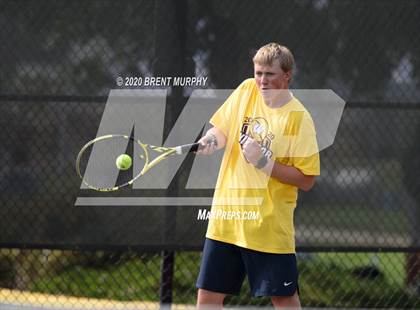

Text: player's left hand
xmin=242 ymin=137 xmax=263 ymax=166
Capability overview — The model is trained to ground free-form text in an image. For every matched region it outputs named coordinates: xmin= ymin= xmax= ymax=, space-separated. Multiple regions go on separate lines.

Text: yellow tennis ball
xmin=115 ymin=154 xmax=132 ymax=170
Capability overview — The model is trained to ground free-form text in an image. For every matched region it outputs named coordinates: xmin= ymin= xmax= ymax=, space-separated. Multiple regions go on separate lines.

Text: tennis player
xmin=196 ymin=43 xmax=320 ymax=308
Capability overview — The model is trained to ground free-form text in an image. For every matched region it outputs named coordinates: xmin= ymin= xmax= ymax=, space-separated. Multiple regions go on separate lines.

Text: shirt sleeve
xmin=210 ymin=79 xmax=253 ymax=137
xmin=209 ymin=97 xmax=233 ymax=137
xmin=289 ymin=112 xmax=320 ymax=176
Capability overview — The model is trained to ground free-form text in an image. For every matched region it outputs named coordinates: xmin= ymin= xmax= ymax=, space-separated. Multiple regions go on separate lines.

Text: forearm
xmin=260 ymin=159 xmax=315 ymax=191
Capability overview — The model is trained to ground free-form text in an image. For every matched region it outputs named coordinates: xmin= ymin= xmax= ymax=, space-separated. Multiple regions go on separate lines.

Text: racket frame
xmin=76 ymin=134 xmax=200 ymax=192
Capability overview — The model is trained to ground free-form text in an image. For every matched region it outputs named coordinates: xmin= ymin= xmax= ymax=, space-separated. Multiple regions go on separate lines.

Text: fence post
xmin=160 ymin=250 xmax=175 ymax=308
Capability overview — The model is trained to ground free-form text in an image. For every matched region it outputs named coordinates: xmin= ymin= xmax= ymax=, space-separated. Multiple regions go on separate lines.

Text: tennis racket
xmin=76 ymin=134 xmax=212 ymax=192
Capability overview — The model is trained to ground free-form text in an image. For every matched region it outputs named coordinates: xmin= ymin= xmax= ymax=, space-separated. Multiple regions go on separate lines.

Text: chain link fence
xmin=1 ymin=0 xmax=420 ymax=308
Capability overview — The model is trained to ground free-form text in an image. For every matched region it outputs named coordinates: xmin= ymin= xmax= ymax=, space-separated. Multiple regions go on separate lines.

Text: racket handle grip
xmin=176 ymin=143 xmax=202 ymax=154
xmin=176 ymin=136 xmax=217 ymax=154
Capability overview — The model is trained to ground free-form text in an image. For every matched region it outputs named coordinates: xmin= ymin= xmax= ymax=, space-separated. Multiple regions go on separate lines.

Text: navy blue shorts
xmin=196 ymin=238 xmax=299 ymax=297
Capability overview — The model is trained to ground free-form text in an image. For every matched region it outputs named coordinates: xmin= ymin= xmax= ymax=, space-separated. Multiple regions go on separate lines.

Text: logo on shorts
xmin=283 ymin=281 xmax=293 ymax=286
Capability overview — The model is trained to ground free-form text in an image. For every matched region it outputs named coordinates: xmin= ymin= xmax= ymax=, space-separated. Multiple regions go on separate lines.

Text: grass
xmin=316 ymin=252 xmax=406 ymax=287
xmin=299 ymin=252 xmax=416 ymax=308
xmin=24 ymin=251 xmax=420 ymax=308
xmin=29 ymin=254 xmax=161 ymax=301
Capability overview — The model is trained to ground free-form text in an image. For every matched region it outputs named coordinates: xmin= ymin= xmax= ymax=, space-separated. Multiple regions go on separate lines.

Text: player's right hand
xmin=196 ymin=134 xmax=218 ymax=155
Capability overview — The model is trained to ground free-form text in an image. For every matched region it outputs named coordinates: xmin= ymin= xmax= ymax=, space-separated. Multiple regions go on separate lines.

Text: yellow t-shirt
xmin=206 ymin=78 xmax=320 ymax=253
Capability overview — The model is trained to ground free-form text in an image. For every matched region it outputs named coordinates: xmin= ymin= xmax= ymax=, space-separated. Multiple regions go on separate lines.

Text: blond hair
xmin=253 ymin=43 xmax=294 ymax=73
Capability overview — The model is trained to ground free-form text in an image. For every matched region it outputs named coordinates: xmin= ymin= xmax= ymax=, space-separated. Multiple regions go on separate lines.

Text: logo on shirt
xmin=240 ymin=116 xmax=274 ymax=159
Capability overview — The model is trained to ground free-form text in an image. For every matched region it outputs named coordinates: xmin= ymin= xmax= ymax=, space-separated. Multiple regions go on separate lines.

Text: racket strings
xmin=76 ymin=135 xmax=194 ymax=191
xmin=77 ymin=136 xmax=146 ymax=191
